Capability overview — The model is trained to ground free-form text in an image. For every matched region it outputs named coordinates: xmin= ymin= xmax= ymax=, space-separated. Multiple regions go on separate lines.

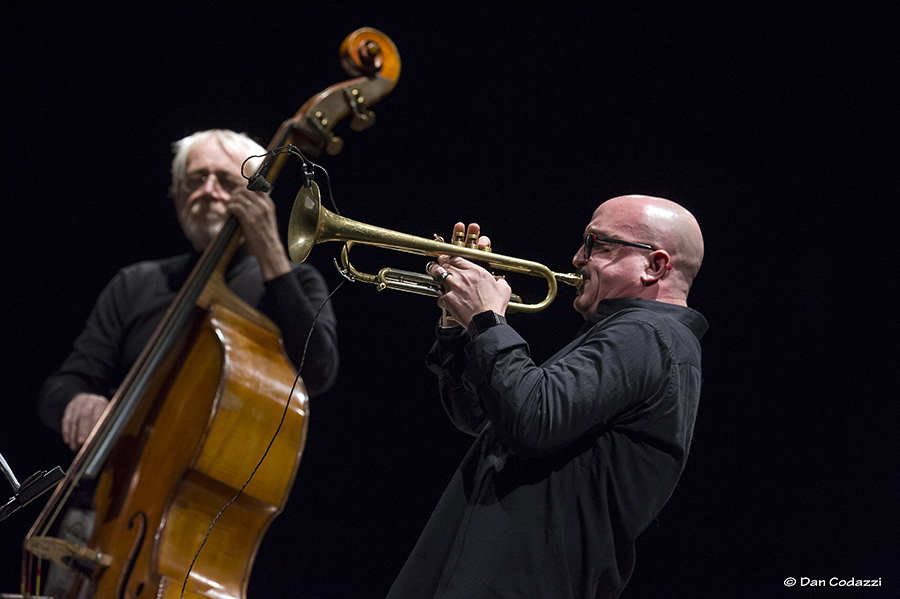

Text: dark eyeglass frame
xmin=180 ymin=169 xmax=244 ymax=193
xmin=582 ymin=232 xmax=657 ymax=261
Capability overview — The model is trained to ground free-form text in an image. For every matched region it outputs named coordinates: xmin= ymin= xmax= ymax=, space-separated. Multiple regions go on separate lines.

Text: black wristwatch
xmin=468 ymin=310 xmax=507 ymax=339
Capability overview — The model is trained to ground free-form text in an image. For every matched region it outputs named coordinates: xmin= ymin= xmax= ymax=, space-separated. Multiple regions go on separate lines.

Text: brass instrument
xmin=287 ymin=182 xmax=582 ymax=313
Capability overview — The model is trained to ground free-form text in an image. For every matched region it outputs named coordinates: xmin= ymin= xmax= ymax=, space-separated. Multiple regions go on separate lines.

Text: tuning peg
xmin=350 ymin=111 xmax=376 ymax=132
xmin=326 ymin=135 xmax=344 ymax=155
xmin=345 ymin=87 xmax=376 ymax=132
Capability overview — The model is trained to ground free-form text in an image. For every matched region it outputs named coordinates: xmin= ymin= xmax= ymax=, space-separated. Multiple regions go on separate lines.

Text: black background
xmin=1 ymin=3 xmax=897 ymax=598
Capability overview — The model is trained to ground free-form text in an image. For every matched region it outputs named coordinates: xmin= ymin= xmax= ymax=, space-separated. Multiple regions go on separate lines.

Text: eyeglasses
xmin=582 ymin=232 xmax=657 ymax=261
xmin=180 ymin=170 xmax=244 ymax=193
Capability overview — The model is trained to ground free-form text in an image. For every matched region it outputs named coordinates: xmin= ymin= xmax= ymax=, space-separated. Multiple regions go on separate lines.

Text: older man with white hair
xmin=37 ymin=129 xmax=339 ymax=597
xmin=41 ymin=129 xmax=338 ymax=449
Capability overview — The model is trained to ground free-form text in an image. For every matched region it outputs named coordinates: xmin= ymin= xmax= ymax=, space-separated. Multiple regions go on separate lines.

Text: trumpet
xmin=287 ymin=182 xmax=583 ymax=313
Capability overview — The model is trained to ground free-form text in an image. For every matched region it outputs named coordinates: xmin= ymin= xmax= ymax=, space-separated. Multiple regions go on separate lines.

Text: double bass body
xmin=87 ymin=290 xmax=307 ymax=598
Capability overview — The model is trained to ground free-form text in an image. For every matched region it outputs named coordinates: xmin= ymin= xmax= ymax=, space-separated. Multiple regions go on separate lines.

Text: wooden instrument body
xmin=87 ymin=271 xmax=307 ymax=599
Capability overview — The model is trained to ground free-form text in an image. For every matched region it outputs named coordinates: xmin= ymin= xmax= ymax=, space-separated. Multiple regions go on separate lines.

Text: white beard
xmin=179 ymin=200 xmax=228 ymax=251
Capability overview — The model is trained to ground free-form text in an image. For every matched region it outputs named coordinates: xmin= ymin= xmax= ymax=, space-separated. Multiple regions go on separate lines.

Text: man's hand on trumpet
xmin=428 ymin=222 xmax=512 ymax=329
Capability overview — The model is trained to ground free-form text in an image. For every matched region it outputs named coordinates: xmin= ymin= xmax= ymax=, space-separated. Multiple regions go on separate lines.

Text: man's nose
xmin=199 ymin=174 xmax=229 ymax=199
xmin=572 ymin=248 xmax=587 ymax=268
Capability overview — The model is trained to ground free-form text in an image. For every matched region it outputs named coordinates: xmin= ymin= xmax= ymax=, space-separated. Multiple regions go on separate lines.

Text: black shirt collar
xmin=166 ymin=244 xmax=256 ymax=291
xmin=582 ymin=297 xmax=708 ymax=340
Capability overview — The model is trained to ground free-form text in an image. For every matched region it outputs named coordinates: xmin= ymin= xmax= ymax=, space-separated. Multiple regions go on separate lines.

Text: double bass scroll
xmin=262 ymin=27 xmax=401 ymax=178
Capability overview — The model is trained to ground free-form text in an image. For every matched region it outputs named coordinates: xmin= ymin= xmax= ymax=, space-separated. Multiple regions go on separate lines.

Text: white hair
xmin=169 ymin=129 xmax=267 ymax=196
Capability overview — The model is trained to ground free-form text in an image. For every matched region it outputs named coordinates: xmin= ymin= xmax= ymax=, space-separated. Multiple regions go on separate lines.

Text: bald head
xmin=602 ymin=195 xmax=704 ymax=285
xmin=573 ymin=195 xmax=703 ymax=315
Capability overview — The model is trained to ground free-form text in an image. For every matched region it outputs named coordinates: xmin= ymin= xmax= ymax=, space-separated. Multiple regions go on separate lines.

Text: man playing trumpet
xmin=387 ymin=194 xmax=706 ymax=599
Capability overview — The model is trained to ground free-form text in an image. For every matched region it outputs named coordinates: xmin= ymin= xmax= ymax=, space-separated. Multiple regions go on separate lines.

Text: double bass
xmin=19 ymin=28 xmax=400 ymax=599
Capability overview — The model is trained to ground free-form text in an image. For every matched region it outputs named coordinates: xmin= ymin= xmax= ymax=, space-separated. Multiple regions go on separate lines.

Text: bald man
xmin=386 ymin=196 xmax=707 ymax=599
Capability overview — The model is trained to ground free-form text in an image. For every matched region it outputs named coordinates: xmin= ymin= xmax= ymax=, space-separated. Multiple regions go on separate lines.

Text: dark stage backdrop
xmin=2 ymin=4 xmax=896 ymax=598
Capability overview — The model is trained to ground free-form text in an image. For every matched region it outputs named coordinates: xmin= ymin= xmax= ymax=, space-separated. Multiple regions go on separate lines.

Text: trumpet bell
xmin=287 ymin=182 xmax=323 ymax=264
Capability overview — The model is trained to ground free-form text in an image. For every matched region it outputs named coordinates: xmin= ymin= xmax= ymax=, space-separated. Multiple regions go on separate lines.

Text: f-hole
xmin=117 ymin=511 xmax=147 ymax=598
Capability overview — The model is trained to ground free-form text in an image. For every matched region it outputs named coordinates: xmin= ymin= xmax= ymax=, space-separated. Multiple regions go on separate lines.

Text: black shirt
xmin=39 ymin=247 xmax=338 ymax=433
xmin=387 ymin=298 xmax=707 ymax=599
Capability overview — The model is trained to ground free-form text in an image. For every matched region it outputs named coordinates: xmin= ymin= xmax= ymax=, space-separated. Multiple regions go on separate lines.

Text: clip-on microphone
xmin=246 ymin=146 xmax=315 ymax=193
xmin=1 ymin=450 xmax=64 ymax=523
xmin=247 ymin=151 xmax=275 ymax=193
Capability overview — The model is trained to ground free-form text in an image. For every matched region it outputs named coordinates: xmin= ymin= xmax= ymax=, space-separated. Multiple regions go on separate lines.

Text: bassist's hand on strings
xmin=174 ymin=146 xmax=291 ymax=284
xmin=61 ymin=392 xmax=109 ymax=451
xmin=227 ymin=187 xmax=292 ymax=282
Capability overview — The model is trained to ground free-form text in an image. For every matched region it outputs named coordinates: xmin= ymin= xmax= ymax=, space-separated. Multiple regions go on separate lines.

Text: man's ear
xmin=640 ymin=250 xmax=671 ymax=286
